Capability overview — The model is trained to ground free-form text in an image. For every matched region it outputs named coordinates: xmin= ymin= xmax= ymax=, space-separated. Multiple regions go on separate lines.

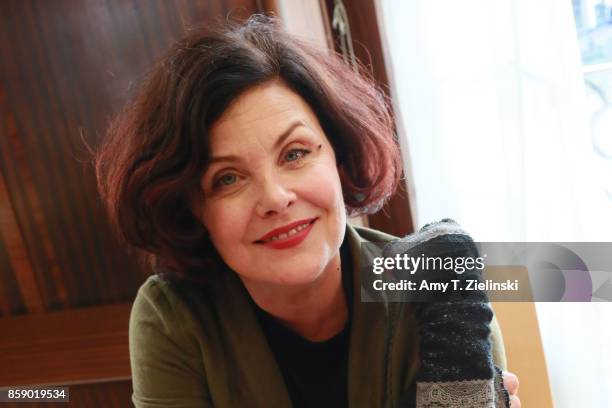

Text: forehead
xmin=208 ymin=81 xmax=322 ymax=151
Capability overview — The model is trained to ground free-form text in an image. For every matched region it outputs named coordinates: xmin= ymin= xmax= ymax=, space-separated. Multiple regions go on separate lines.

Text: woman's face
xmin=197 ymin=81 xmax=347 ymax=287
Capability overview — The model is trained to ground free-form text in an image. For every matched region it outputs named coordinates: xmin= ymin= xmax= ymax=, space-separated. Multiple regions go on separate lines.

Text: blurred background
xmin=1 ymin=0 xmax=610 ymax=406
xmin=380 ymin=1 xmax=612 ymax=407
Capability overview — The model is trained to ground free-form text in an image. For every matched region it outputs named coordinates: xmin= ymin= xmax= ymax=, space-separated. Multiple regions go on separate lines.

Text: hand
xmin=502 ymin=371 xmax=521 ymax=408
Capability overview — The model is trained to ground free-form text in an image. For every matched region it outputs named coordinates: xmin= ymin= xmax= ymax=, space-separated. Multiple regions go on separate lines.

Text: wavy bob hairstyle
xmin=95 ymin=14 xmax=402 ymax=282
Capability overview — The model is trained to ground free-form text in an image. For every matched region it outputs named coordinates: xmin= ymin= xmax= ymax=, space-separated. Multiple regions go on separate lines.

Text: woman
xmin=95 ymin=14 xmax=519 ymax=408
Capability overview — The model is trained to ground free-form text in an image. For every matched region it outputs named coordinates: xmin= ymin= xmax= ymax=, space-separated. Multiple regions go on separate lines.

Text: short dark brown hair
xmin=94 ymin=14 xmax=402 ymax=282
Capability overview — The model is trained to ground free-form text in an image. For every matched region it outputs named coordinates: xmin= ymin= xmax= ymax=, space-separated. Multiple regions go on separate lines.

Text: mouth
xmin=254 ymin=217 xmax=318 ymax=249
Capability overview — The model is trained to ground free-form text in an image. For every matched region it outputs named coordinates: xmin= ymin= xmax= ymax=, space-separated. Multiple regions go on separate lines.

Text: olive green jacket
xmin=129 ymin=223 xmax=507 ymax=407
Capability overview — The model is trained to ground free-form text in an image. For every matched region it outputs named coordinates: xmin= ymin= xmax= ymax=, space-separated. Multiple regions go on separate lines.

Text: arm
xmin=129 ymin=277 xmax=213 ymax=408
xmin=386 ymin=219 xmax=511 ymax=407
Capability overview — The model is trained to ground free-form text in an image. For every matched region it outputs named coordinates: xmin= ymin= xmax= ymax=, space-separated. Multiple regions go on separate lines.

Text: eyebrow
xmin=207 ymin=121 xmax=306 ymax=165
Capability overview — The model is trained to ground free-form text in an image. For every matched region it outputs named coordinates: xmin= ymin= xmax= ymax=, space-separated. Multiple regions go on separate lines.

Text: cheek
xmin=301 ymin=162 xmax=346 ymax=214
xmin=305 ymin=164 xmax=347 ymax=247
xmin=202 ymin=201 xmax=248 ymax=251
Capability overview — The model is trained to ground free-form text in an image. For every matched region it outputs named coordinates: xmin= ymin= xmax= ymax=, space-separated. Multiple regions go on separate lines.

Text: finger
xmin=503 ymin=371 xmax=520 ymax=395
xmin=510 ymin=394 xmax=521 ymax=408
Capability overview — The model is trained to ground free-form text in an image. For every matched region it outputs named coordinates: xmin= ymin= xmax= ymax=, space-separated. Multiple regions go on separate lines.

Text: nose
xmin=255 ymin=174 xmax=297 ymax=218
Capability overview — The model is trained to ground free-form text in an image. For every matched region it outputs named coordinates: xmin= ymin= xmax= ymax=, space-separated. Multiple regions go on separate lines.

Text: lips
xmin=255 ymin=218 xmax=318 ymax=243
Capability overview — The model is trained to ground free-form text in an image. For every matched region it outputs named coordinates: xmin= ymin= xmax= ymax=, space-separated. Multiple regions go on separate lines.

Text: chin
xmin=263 ymin=257 xmax=325 ymax=286
xmin=271 ymin=263 xmax=326 ymax=286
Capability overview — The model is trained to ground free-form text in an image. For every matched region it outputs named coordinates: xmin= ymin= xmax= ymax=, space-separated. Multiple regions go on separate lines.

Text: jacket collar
xmin=345 ymin=223 xmax=397 ymax=407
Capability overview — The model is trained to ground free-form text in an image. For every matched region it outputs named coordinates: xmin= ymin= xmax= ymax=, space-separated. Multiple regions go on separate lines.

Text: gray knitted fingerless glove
xmin=385 ymin=219 xmax=510 ymax=408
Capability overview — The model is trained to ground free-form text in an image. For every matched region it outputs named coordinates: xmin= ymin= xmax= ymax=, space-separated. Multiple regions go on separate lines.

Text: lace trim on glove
xmin=494 ymin=366 xmax=511 ymax=407
xmin=416 ymin=379 xmax=496 ymax=408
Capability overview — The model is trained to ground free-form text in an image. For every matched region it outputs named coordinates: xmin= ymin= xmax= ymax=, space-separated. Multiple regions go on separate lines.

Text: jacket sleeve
xmin=490 ymin=313 xmax=507 ymax=371
xmin=129 ymin=277 xmax=213 ymax=408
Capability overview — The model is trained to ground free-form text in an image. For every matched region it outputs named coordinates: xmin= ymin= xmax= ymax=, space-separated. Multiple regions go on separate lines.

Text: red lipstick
xmin=255 ymin=218 xmax=317 ymax=250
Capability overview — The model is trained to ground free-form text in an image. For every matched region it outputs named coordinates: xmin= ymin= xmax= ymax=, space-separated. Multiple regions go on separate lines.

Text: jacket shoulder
xmin=352 ymin=218 xmax=468 ymax=245
xmin=351 ymin=223 xmax=399 ymax=243
xmin=130 ymin=275 xmax=213 ymax=406
xmin=130 ymin=274 xmax=203 ymax=346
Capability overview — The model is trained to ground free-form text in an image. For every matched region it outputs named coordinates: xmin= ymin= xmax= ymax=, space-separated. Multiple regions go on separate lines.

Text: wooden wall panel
xmin=0 ymin=168 xmax=43 ymax=315
xmin=0 ymin=0 xmax=263 ymax=403
xmin=493 ymin=302 xmax=554 ymax=408
xmin=0 ymin=303 xmax=131 ymax=387
xmin=0 ymin=0 xmax=260 ymax=315
xmin=0 ymin=199 xmax=25 ymax=316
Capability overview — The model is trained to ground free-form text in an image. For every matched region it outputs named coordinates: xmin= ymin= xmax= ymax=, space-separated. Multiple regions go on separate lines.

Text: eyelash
xmin=284 ymin=148 xmax=312 ymax=164
xmin=211 ymin=148 xmax=313 ymax=190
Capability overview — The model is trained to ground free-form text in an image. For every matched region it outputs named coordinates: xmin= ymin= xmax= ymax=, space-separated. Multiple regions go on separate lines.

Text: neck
xmin=241 ymin=252 xmax=348 ymax=342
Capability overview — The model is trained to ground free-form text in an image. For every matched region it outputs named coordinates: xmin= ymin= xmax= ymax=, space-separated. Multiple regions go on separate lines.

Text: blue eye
xmin=214 ymin=173 xmax=237 ymax=188
xmin=285 ymin=148 xmax=311 ymax=163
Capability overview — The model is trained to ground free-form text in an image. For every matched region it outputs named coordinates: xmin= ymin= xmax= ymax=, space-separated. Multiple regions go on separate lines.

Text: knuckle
xmin=503 ymin=371 xmax=520 ymax=393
